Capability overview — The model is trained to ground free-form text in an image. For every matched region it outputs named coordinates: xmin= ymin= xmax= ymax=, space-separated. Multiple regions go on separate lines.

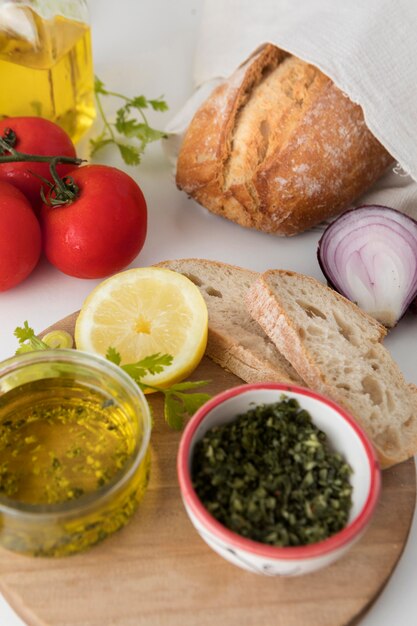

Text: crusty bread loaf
xmin=157 ymin=259 xmax=303 ymax=386
xmin=246 ymin=270 xmax=417 ymax=468
xmin=176 ymin=44 xmax=393 ymax=236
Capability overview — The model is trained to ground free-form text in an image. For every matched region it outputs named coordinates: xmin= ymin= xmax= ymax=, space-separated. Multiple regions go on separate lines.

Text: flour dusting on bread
xmin=176 ymin=44 xmax=393 ymax=235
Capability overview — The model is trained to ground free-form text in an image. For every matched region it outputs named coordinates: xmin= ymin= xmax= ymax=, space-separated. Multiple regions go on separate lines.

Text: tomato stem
xmin=0 ymin=132 xmax=84 ymax=206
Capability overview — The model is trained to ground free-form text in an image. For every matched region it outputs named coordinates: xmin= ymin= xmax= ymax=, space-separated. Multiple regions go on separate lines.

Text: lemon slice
xmin=74 ymin=267 xmax=208 ymax=387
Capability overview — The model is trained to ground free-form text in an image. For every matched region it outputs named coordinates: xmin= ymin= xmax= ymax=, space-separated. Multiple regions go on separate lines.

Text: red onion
xmin=317 ymin=205 xmax=417 ymax=327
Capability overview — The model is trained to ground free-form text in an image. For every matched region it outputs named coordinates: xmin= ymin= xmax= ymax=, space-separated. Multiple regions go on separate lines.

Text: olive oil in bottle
xmin=0 ymin=4 xmax=95 ymax=142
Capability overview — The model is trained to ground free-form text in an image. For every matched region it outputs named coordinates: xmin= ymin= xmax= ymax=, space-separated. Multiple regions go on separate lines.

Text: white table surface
xmin=0 ymin=0 xmax=416 ymax=624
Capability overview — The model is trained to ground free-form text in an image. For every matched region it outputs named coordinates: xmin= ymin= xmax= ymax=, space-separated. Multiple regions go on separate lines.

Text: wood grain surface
xmin=0 ymin=311 xmax=415 ymax=626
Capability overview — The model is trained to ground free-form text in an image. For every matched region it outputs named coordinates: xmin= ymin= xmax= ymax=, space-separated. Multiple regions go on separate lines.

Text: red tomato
xmin=0 ymin=117 xmax=76 ymax=212
xmin=0 ymin=181 xmax=42 ymax=291
xmin=41 ymin=165 xmax=147 ymax=279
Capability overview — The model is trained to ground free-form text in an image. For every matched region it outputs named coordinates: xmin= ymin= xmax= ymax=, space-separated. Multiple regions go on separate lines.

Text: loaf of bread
xmin=176 ymin=44 xmax=393 ymax=236
xmin=246 ymin=269 xmax=417 ymax=468
xmin=157 ymin=258 xmax=303 ymax=385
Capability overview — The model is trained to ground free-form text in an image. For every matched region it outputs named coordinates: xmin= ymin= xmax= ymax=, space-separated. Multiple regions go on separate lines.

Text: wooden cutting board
xmin=0 ymin=312 xmax=415 ymax=626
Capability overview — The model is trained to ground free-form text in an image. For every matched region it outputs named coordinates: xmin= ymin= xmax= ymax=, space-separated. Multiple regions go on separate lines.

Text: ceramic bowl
xmin=177 ymin=383 xmax=380 ymax=576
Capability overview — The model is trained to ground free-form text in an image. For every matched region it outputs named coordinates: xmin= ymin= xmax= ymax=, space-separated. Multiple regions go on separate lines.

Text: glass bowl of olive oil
xmin=0 ymin=349 xmax=151 ymax=557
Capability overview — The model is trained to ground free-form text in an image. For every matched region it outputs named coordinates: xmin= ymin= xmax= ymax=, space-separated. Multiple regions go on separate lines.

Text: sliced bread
xmin=157 ymin=259 xmax=303 ymax=386
xmin=246 ymin=269 xmax=417 ymax=468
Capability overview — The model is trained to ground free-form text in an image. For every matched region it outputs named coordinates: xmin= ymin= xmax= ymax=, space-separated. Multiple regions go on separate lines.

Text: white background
xmin=0 ymin=0 xmax=416 ymax=624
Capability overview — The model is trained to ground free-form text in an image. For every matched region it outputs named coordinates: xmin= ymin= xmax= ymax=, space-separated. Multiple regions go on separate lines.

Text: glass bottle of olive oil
xmin=0 ymin=0 xmax=95 ymax=142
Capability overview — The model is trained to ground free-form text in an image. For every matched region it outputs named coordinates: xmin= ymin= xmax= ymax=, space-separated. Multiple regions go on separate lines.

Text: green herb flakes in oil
xmin=192 ymin=397 xmax=353 ymax=547
xmin=0 ymin=378 xmax=137 ymax=505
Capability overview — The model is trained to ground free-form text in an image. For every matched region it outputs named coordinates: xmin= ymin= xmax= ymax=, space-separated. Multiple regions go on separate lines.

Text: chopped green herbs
xmin=192 ymin=398 xmax=353 ymax=547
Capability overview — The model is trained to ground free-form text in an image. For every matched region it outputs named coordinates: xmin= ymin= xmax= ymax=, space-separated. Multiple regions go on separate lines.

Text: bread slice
xmin=246 ymin=270 xmax=417 ymax=468
xmin=157 ymin=259 xmax=303 ymax=386
xmin=176 ymin=44 xmax=392 ymax=236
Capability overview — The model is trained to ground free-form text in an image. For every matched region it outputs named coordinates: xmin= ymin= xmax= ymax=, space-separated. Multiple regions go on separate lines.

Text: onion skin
xmin=317 ymin=205 xmax=417 ymax=328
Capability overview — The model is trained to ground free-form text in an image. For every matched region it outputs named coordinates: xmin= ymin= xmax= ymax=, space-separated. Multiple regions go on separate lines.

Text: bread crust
xmin=246 ymin=270 xmax=417 ymax=468
xmin=176 ymin=44 xmax=393 ymax=236
xmin=156 ymin=258 xmax=303 ymax=386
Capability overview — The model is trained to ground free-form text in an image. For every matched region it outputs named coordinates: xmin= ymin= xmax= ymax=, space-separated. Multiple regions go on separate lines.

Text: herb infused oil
xmin=0 ymin=376 xmax=150 ymax=556
xmin=0 ymin=377 xmax=146 ymax=503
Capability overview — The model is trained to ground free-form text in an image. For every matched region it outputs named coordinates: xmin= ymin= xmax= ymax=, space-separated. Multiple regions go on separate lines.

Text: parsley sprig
xmin=14 ymin=323 xmax=211 ymax=431
xmin=91 ymin=77 xmax=169 ymax=166
xmin=106 ymin=348 xmax=211 ymax=430
xmin=14 ymin=321 xmax=49 ymax=353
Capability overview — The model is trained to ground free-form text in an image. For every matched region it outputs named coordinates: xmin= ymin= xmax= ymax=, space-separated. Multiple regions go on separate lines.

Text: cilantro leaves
xmin=14 ymin=321 xmax=50 ymax=353
xmin=91 ymin=77 xmax=169 ymax=166
xmin=106 ymin=347 xmax=210 ymax=430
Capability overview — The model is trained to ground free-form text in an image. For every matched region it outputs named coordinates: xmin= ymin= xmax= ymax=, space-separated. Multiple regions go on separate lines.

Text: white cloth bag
xmin=167 ymin=0 xmax=417 ymax=219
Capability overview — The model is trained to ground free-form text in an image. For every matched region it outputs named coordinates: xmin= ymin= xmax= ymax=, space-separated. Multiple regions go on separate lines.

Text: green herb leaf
xmin=105 ymin=346 xmax=122 ymax=366
xmin=89 ymin=136 xmax=113 ymax=157
xmin=169 ymin=380 xmax=211 ymax=392
xmin=121 ymin=353 xmax=173 ymax=381
xmin=175 ymin=391 xmax=212 ymax=416
xmin=14 ymin=322 xmax=49 ymax=354
xmin=164 ymin=394 xmax=186 ymax=431
xmin=161 ymin=380 xmax=211 ymax=430
xmin=148 ymin=97 xmax=169 ymax=112
xmin=130 ymin=124 xmax=167 ymax=144
xmin=116 ymin=352 xmax=211 ymax=430
xmin=14 ymin=321 xmax=35 ymax=343
xmin=115 ymin=115 xmax=166 ymax=144
xmin=116 ymin=143 xmax=141 ymax=166
xmin=15 ymin=343 xmax=36 ymax=355
xmin=94 ymin=76 xmax=108 ymax=95
xmin=91 ymin=76 xmax=169 ymax=167
xmin=128 ymin=95 xmax=149 ymax=110
xmin=114 ymin=110 xmax=137 ymax=136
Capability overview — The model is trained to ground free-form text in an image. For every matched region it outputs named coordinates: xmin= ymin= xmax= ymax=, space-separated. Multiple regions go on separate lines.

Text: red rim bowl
xmin=177 ymin=383 xmax=381 ymax=561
